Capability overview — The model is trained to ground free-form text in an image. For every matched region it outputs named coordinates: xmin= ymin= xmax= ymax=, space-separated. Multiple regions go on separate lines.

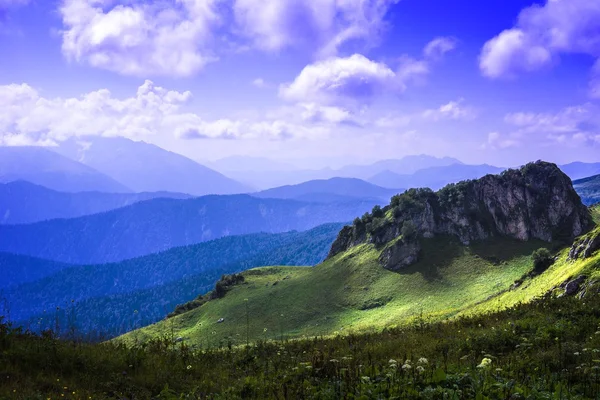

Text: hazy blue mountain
xmin=0 ymin=146 xmax=130 ymax=193
xmin=221 ymin=155 xmax=463 ymax=189
xmin=254 ymin=177 xmax=402 ymax=203
xmin=53 ymin=137 xmax=250 ymax=196
xmin=0 ymin=195 xmax=372 ymax=264
xmin=335 ymin=155 xmax=463 ymax=179
xmin=573 ymin=174 xmax=600 ymax=206
xmin=369 ymin=164 xmax=506 ymax=190
xmin=209 ymin=156 xmax=298 ymax=173
xmin=5 ymin=223 xmax=343 ymax=337
xmin=0 ymin=252 xmax=73 ymax=290
xmin=559 ymin=162 xmax=600 ymax=181
xmin=0 ymin=181 xmax=192 ymax=225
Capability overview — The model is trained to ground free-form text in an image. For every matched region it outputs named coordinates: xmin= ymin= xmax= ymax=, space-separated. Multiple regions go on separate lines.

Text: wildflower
xmin=477 ymin=358 xmax=492 ymax=369
xmin=416 ymin=366 xmax=425 ymax=373
xmin=402 ymin=363 xmax=412 ymax=371
xmin=330 ymin=359 xmax=339 ymax=363
xmin=361 ymin=376 xmax=370 ymax=383
xmin=574 ymin=352 xmax=581 ymax=356
xmin=418 ymin=357 xmax=428 ymax=365
xmin=389 ymin=359 xmax=398 ymax=364
xmin=495 ymin=368 xmax=503 ymax=372
xmin=187 ymin=365 xmax=192 ymax=370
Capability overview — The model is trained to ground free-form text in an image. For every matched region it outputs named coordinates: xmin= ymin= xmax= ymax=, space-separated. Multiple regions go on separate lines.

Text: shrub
xmin=532 ymin=248 xmax=554 ymax=272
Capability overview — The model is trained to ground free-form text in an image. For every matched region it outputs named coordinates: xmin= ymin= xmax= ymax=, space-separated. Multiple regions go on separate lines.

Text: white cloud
xmin=479 ymin=0 xmax=600 ymax=93
xmin=484 ymin=131 xmax=519 ymax=150
xmin=421 ymin=99 xmax=477 ymax=121
xmin=0 ymin=81 xmax=340 ymax=144
xmin=375 ymin=99 xmax=477 ymax=129
xmin=232 ymin=0 xmax=399 ymax=56
xmin=252 ymin=78 xmax=266 ymax=88
xmin=57 ymin=0 xmax=401 ymax=76
xmin=279 ymin=38 xmax=455 ymax=108
xmin=59 ymin=0 xmax=221 ymax=77
xmin=423 ymin=37 xmax=458 ymax=60
xmin=279 ymin=54 xmax=398 ymax=107
xmin=502 ymin=103 xmax=600 ymax=146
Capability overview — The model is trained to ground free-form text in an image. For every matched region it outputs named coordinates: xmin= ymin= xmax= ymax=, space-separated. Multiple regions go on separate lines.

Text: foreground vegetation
xmin=3 ymin=290 xmax=600 ymax=398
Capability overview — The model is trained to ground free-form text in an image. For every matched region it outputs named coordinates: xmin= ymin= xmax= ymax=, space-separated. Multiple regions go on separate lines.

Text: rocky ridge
xmin=328 ymin=161 xmax=594 ymax=271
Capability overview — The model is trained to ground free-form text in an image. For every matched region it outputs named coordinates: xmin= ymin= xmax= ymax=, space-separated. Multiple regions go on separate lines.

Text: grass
xmin=121 ymin=235 xmax=549 ymax=347
xmin=6 ymin=291 xmax=600 ymax=398
xmin=591 ymin=204 xmax=600 ymax=224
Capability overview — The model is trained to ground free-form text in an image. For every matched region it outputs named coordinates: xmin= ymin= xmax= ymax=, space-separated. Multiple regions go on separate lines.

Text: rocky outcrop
xmin=328 ymin=161 xmax=594 ymax=271
xmin=379 ymin=239 xmax=421 ymax=271
xmin=568 ymin=228 xmax=600 ymax=260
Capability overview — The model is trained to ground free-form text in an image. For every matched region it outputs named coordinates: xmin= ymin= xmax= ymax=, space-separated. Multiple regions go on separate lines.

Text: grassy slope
xmin=123 ymin=235 xmax=548 ymax=347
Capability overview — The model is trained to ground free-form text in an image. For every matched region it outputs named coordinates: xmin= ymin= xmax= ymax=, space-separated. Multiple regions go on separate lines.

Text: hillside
xmin=53 ymin=136 xmax=250 ymax=195
xmin=4 ymin=223 xmax=343 ymax=337
xmin=0 ymin=146 xmax=130 ymax=193
xmin=254 ymin=177 xmax=401 ymax=203
xmin=123 ymin=162 xmax=595 ymax=346
xmin=573 ymin=173 xmax=600 ymax=206
xmin=0 ymin=181 xmax=191 ymax=224
xmin=369 ymin=163 xmax=505 ymax=190
xmin=0 ymin=195 xmax=369 ymax=264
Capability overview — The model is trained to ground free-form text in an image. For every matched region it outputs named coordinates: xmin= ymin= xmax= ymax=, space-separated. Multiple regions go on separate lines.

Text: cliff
xmin=328 ymin=161 xmax=594 ymax=271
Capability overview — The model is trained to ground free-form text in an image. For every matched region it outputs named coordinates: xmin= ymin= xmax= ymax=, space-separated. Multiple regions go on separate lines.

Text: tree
xmin=372 ymin=205 xmax=384 ymax=218
xmin=532 ymin=248 xmax=553 ymax=272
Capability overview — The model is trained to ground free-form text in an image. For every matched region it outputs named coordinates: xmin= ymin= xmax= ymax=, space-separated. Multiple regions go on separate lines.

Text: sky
xmin=1 ymin=0 xmax=600 ymax=169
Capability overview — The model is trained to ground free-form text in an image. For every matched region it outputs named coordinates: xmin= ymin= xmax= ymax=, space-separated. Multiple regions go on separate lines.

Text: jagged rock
xmin=328 ymin=161 xmax=594 ymax=270
xmin=379 ymin=239 xmax=421 ymax=271
xmin=568 ymin=231 xmax=600 ymax=260
xmin=565 ymin=275 xmax=587 ymax=296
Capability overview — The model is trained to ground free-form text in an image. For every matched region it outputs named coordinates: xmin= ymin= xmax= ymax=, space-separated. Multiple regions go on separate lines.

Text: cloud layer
xmin=480 ymin=0 xmax=600 ymax=97
xmin=59 ymin=0 xmax=400 ymax=76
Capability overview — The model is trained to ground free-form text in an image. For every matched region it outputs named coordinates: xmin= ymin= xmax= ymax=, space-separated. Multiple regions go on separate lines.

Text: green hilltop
xmin=121 ymin=162 xmax=600 ymax=348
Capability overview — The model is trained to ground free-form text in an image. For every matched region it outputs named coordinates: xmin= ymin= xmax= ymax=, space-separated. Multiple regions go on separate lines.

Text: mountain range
xmin=0 ymin=181 xmax=191 ymax=225
xmin=573 ymin=174 xmax=600 ymax=206
xmin=3 ymin=223 xmax=342 ymax=337
xmin=0 ymin=195 xmax=375 ymax=264
xmin=0 ymin=146 xmax=130 ymax=193
xmin=53 ymin=137 xmax=250 ymax=196
xmin=253 ymin=177 xmax=401 ymax=203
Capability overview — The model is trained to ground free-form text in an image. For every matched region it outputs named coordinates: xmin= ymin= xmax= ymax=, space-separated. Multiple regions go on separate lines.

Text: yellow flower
xmin=477 ymin=357 xmax=492 ymax=368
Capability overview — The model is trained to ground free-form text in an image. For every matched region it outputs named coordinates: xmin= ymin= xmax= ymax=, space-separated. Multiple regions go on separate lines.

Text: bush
xmin=532 ymin=248 xmax=554 ymax=272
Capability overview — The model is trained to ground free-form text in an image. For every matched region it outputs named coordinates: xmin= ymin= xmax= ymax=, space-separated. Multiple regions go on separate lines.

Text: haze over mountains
xmin=0 ymin=181 xmax=191 ymax=225
xmin=0 ymin=147 xmax=130 ymax=193
xmin=53 ymin=137 xmax=251 ymax=196
xmin=0 ymin=194 xmax=375 ymax=264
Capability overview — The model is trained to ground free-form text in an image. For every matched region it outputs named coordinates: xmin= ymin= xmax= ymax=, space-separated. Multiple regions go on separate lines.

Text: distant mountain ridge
xmin=369 ymin=164 xmax=506 ymax=190
xmin=254 ymin=177 xmax=402 ymax=203
xmin=0 ymin=181 xmax=191 ymax=225
xmin=0 ymin=146 xmax=130 ymax=193
xmin=4 ymin=223 xmax=343 ymax=337
xmin=573 ymin=174 xmax=600 ymax=206
xmin=53 ymin=137 xmax=250 ymax=196
xmin=0 ymin=194 xmax=374 ymax=264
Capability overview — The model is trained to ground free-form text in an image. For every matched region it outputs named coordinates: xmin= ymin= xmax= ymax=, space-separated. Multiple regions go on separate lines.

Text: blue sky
xmin=1 ymin=0 xmax=599 ymax=168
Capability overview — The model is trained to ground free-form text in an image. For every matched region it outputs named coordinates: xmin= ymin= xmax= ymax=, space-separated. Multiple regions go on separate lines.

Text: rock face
xmin=379 ymin=239 xmax=421 ymax=271
xmin=328 ymin=161 xmax=594 ymax=271
xmin=568 ymin=229 xmax=600 ymax=260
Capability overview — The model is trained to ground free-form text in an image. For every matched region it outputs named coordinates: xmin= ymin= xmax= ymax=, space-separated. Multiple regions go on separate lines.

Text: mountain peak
xmin=329 ymin=161 xmax=593 ymax=270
